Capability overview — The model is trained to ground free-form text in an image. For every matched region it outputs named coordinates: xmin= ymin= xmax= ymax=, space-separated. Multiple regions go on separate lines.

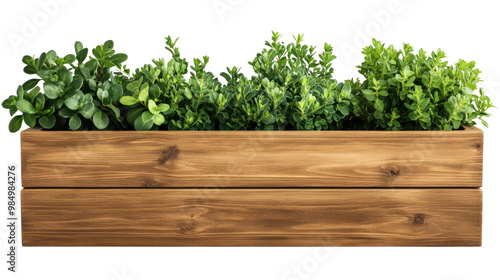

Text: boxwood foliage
xmin=2 ymin=34 xmax=493 ymax=132
xmin=116 ymin=32 xmax=352 ymax=131
xmin=349 ymin=39 xmax=494 ymax=130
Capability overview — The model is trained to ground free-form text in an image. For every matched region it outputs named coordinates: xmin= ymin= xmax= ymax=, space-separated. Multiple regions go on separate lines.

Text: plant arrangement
xmin=349 ymin=39 xmax=493 ymax=130
xmin=2 ymin=33 xmax=493 ymax=132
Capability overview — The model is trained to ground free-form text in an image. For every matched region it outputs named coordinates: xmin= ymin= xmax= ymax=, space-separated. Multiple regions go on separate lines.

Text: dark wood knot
xmin=180 ymin=225 xmax=195 ymax=234
xmin=413 ymin=213 xmax=426 ymax=225
xmin=384 ymin=166 xmax=401 ymax=179
xmin=142 ymin=178 xmax=159 ymax=188
xmin=157 ymin=146 xmax=179 ymax=165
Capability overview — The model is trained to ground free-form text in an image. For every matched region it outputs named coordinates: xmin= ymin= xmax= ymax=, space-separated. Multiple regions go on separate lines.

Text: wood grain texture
xmin=21 ymin=126 xmax=483 ymax=188
xmin=21 ymin=188 xmax=482 ymax=246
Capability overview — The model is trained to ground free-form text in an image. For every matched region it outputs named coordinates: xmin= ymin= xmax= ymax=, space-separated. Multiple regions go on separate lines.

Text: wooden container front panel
xmin=21 ymin=126 xmax=483 ymax=188
xmin=21 ymin=188 xmax=482 ymax=246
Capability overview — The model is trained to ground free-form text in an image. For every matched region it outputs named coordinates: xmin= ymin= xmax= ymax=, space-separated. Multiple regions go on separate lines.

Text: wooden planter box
xmin=20 ymin=126 xmax=483 ymax=246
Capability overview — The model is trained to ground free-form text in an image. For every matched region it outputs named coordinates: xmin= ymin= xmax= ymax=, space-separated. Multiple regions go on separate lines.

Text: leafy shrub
xmin=117 ymin=32 xmax=352 ymax=131
xmin=349 ymin=39 xmax=493 ymax=130
xmin=2 ymin=34 xmax=493 ymax=132
xmin=2 ymin=40 xmax=128 ymax=132
xmin=183 ymin=32 xmax=353 ymax=131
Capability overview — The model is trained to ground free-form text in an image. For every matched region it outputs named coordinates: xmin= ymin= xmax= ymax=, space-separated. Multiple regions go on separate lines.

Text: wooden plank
xmin=21 ymin=188 xmax=482 ymax=246
xmin=21 ymin=126 xmax=483 ymax=188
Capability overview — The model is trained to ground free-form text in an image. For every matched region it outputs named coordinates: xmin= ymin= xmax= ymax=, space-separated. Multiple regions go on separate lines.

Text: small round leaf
xmin=92 ymin=111 xmax=109 ymax=130
xmin=69 ymin=115 xmax=82 ymax=130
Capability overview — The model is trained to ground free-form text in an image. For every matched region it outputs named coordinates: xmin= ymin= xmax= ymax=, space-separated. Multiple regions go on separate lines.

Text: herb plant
xmin=2 ymin=40 xmax=128 ymax=132
xmin=2 ymin=34 xmax=493 ymax=132
xmin=349 ymin=39 xmax=494 ymax=130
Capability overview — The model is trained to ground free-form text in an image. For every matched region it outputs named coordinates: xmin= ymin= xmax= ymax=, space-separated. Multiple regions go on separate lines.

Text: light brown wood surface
xmin=21 ymin=126 xmax=483 ymax=188
xmin=21 ymin=188 xmax=482 ymax=246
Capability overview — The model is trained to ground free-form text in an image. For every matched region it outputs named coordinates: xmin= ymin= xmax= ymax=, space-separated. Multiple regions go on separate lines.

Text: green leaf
xmin=69 ymin=115 xmax=82 ymax=130
xmin=183 ymin=88 xmax=193 ymax=100
xmin=338 ymin=105 xmax=349 ymax=116
xmin=9 ymin=107 xmax=17 ymax=116
xmin=92 ymin=110 xmax=109 ymax=129
xmin=103 ymin=40 xmax=114 ymax=50
xmin=2 ymin=95 xmax=17 ymax=109
xmin=46 ymin=50 xmax=57 ymax=64
xmin=153 ymin=113 xmax=165 ymax=126
xmin=481 ymin=119 xmax=489 ymax=128
xmin=64 ymin=98 xmax=80 ymax=110
xmin=126 ymin=82 xmax=139 ymax=93
xmin=120 ymin=96 xmax=139 ymax=106
xmin=149 ymin=84 xmax=161 ymax=99
xmin=142 ymin=111 xmax=154 ymax=122
xmin=92 ymin=46 xmax=103 ymax=60
xmin=9 ymin=116 xmax=23 ymax=133
xmin=109 ymin=53 xmax=128 ymax=65
xmin=107 ymin=104 xmax=120 ymax=118
xmin=148 ymin=100 xmax=160 ymax=114
xmin=27 ymin=86 xmax=40 ymax=102
xmin=109 ymin=84 xmax=123 ymax=102
xmin=16 ymin=99 xmax=36 ymax=114
xmin=80 ymin=66 xmax=92 ymax=79
xmin=88 ymin=79 xmax=97 ymax=91
xmin=38 ymin=52 xmax=47 ymax=69
xmin=158 ymin=103 xmax=170 ymax=112
xmin=134 ymin=114 xmax=154 ymax=130
xmin=16 ymin=86 xmax=25 ymax=99
xmin=138 ymin=85 xmax=149 ymax=102
xmin=362 ymin=89 xmax=376 ymax=101
xmin=58 ymin=107 xmax=74 ymax=118
xmin=374 ymin=99 xmax=384 ymax=112
xmin=64 ymin=54 xmax=76 ymax=64
xmin=23 ymin=114 xmax=37 ymax=128
xmin=59 ymin=68 xmax=73 ymax=85
xmin=55 ymin=98 xmax=65 ymax=109
xmin=81 ymin=103 xmax=96 ymax=119
xmin=44 ymin=82 xmax=62 ymax=99
xmin=97 ymin=88 xmax=110 ymax=105
xmin=77 ymin=48 xmax=88 ymax=63
xmin=75 ymin=41 xmax=83 ymax=54
xmin=66 ymin=78 xmax=84 ymax=95
xmin=23 ymin=65 xmax=37 ymax=75
xmin=22 ymin=79 xmax=41 ymax=91
xmin=126 ymin=107 xmax=144 ymax=125
xmin=39 ymin=114 xmax=56 ymax=129
xmin=22 ymin=55 xmax=33 ymax=65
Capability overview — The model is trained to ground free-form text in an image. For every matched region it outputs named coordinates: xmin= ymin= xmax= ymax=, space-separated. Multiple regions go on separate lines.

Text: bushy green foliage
xmin=218 ymin=32 xmax=352 ymax=130
xmin=2 ymin=34 xmax=493 ymax=132
xmin=2 ymin=40 xmax=129 ymax=132
xmin=117 ymin=32 xmax=352 ymax=131
xmin=349 ymin=39 xmax=494 ymax=130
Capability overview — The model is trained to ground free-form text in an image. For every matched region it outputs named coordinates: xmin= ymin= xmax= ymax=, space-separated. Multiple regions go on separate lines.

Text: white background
xmin=1 ymin=0 xmax=499 ymax=279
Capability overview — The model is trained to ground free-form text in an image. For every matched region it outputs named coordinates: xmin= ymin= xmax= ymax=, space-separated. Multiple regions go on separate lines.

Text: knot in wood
xmin=142 ymin=178 xmax=159 ymax=188
xmin=157 ymin=146 xmax=179 ymax=165
xmin=413 ymin=213 xmax=426 ymax=225
xmin=384 ymin=166 xmax=401 ymax=179
xmin=180 ymin=225 xmax=195 ymax=234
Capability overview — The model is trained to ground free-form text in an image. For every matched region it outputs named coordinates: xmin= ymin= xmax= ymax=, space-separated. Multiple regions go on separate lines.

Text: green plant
xmin=2 ymin=34 xmax=493 ymax=132
xmin=222 ymin=32 xmax=352 ymax=130
xmin=350 ymin=39 xmax=494 ymax=130
xmin=2 ymin=40 xmax=128 ymax=132
xmin=118 ymin=36 xmax=224 ymax=130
